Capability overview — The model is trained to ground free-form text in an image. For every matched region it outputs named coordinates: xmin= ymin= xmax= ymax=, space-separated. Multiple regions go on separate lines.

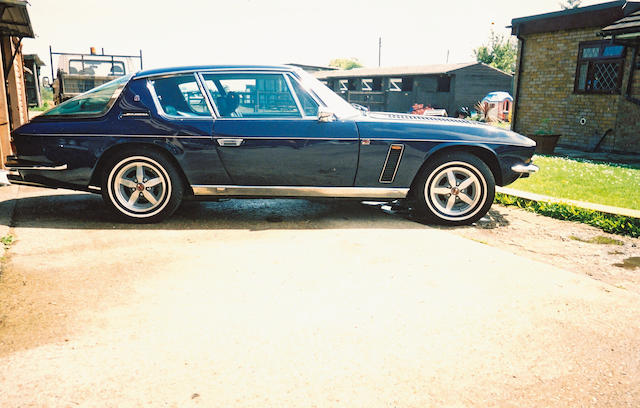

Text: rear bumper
xmin=5 ymin=155 xmax=74 ymax=190
xmin=5 ymin=155 xmax=68 ymax=172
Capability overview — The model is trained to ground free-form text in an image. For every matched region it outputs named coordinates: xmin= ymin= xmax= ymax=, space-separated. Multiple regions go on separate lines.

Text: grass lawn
xmin=509 ymin=155 xmax=640 ymax=210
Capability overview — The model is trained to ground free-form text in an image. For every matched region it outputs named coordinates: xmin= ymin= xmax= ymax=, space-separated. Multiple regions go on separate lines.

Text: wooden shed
xmin=314 ymin=62 xmax=513 ymax=116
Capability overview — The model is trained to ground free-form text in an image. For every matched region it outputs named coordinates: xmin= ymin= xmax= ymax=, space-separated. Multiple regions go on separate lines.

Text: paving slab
xmin=0 ymin=187 xmax=639 ymax=407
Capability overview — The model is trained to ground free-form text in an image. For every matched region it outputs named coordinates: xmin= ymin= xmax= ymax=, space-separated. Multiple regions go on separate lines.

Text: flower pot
xmin=528 ymin=134 xmax=560 ymax=154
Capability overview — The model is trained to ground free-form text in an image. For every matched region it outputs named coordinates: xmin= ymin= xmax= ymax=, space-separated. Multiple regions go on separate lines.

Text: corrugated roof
xmin=0 ymin=0 xmax=34 ymax=38
xmin=314 ymin=62 xmax=506 ymax=79
xmin=23 ymin=54 xmax=45 ymax=66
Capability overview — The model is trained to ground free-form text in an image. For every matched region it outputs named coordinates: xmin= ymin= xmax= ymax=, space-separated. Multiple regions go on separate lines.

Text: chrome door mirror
xmin=317 ymin=106 xmax=336 ymax=123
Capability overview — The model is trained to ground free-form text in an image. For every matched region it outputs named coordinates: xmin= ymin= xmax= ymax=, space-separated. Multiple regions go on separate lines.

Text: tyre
xmin=413 ymin=151 xmax=495 ymax=225
xmin=101 ymin=148 xmax=184 ymax=223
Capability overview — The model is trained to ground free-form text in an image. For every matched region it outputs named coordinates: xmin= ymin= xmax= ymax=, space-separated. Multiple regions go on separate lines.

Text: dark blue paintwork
xmin=8 ymin=65 xmax=536 ymax=195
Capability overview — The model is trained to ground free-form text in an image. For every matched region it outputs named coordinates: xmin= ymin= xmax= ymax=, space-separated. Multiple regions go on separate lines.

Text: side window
xmin=201 ymin=73 xmax=300 ymax=118
xmin=289 ymin=77 xmax=319 ymax=116
xmin=150 ymin=74 xmax=211 ymax=118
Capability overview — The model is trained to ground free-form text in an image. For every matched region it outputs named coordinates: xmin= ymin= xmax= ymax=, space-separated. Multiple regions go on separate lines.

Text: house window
xmin=437 ymin=76 xmax=451 ymax=92
xmin=575 ymin=41 xmax=625 ymax=94
xmin=339 ymin=79 xmax=348 ymax=92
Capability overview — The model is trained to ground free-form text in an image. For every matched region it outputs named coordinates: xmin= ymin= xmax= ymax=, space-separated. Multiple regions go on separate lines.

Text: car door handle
xmin=217 ymin=138 xmax=243 ymax=147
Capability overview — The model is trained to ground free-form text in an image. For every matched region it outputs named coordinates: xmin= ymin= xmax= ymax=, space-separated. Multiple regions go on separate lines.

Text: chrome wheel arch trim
xmin=191 ymin=185 xmax=409 ymax=199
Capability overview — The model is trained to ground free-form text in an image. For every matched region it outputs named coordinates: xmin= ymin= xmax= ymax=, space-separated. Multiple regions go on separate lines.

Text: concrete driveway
xmin=0 ymin=186 xmax=639 ymax=407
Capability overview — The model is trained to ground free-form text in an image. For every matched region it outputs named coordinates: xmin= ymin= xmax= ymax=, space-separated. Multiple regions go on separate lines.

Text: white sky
xmin=22 ymin=0 xmax=605 ymax=78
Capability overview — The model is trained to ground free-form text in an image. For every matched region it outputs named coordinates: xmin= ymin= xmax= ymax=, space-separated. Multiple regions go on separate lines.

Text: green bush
xmin=494 ymin=193 xmax=640 ymax=238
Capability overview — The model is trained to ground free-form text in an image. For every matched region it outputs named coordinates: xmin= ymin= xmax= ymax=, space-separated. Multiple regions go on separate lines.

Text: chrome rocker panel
xmin=192 ymin=185 xmax=410 ymax=199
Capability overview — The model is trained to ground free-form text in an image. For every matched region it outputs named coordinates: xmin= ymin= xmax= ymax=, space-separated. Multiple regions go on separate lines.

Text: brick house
xmin=510 ymin=1 xmax=640 ymax=153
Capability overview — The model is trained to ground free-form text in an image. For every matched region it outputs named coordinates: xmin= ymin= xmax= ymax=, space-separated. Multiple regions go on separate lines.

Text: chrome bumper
xmin=511 ymin=163 xmax=539 ymax=174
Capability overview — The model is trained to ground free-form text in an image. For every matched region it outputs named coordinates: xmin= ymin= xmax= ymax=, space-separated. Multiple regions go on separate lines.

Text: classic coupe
xmin=6 ymin=65 xmax=538 ymax=224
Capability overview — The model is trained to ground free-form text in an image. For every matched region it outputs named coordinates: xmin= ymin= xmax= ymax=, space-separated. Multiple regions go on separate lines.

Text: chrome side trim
xmin=18 ymin=133 xmax=213 ymax=139
xmin=191 ymin=185 xmax=409 ymax=199
xmin=511 ymin=164 xmax=539 ymax=174
xmin=120 ymin=112 xmax=150 ymax=118
xmin=135 ymin=67 xmax=291 ymax=80
xmin=7 ymin=164 xmax=68 ymax=171
xmin=195 ymin=72 xmax=220 ymax=118
xmin=14 ymin=133 xmax=526 ymax=146
xmin=283 ymin=74 xmax=305 ymax=116
xmin=379 ymin=144 xmax=405 ymax=184
xmin=217 ymin=138 xmax=243 ymax=147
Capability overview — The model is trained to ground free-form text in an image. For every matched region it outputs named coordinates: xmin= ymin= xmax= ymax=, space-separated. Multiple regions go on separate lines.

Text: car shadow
xmin=1 ymin=192 xmax=422 ymax=231
xmin=1 ymin=190 xmax=513 ymax=231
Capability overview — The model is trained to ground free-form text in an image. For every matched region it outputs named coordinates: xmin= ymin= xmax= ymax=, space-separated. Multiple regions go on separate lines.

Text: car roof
xmin=133 ymin=65 xmax=297 ymax=79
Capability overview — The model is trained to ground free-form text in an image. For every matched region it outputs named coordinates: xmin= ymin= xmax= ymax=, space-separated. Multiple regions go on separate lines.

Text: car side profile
xmin=6 ymin=65 xmax=538 ymax=224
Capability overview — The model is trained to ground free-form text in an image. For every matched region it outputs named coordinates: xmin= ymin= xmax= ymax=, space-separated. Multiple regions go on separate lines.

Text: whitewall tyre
xmin=101 ymin=149 xmax=183 ymax=223
xmin=414 ymin=152 xmax=495 ymax=225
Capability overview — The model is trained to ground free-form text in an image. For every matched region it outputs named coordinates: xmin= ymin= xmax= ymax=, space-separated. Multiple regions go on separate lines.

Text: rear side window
xmin=149 ymin=74 xmax=211 ymax=118
xmin=43 ymin=75 xmax=130 ymax=117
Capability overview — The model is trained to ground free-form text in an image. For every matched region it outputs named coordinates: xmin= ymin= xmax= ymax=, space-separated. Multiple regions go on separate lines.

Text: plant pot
xmin=527 ymin=134 xmax=560 ymax=154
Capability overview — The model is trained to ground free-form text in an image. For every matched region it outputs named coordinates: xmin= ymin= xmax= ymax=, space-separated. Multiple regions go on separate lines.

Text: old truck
xmin=50 ymin=47 xmax=143 ymax=104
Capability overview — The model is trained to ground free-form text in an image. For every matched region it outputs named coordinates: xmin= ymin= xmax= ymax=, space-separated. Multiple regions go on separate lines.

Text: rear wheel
xmin=413 ymin=152 xmax=495 ymax=225
xmin=101 ymin=149 xmax=183 ymax=223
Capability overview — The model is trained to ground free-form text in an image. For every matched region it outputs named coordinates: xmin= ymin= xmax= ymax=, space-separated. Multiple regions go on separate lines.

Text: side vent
xmin=379 ymin=144 xmax=404 ymax=183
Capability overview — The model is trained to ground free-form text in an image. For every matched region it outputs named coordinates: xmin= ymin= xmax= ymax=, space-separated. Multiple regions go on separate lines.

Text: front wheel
xmin=413 ymin=152 xmax=495 ymax=225
xmin=101 ymin=149 xmax=184 ymax=223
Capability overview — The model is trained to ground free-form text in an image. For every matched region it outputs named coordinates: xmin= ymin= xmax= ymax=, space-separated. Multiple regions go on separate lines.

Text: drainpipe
xmin=512 ymin=28 xmax=525 ymax=132
xmin=624 ymin=45 xmax=639 ymax=106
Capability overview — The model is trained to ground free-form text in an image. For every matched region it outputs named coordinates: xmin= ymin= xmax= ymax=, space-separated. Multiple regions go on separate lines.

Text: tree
xmin=328 ymin=58 xmax=363 ymax=70
xmin=560 ymin=0 xmax=582 ymax=9
xmin=473 ymin=31 xmax=517 ymax=74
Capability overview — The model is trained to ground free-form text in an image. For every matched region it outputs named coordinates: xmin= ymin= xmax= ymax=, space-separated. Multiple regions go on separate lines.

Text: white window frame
xmin=389 ymin=78 xmax=402 ymax=92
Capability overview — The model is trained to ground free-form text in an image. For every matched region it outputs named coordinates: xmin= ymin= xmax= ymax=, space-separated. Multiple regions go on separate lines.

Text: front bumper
xmin=511 ymin=163 xmax=539 ymax=174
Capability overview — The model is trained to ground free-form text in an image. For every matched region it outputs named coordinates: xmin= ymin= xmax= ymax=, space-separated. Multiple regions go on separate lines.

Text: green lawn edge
xmin=494 ymin=193 xmax=640 ymax=238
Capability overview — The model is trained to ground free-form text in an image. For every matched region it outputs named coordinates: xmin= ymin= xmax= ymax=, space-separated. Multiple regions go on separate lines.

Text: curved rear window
xmin=43 ymin=75 xmax=131 ymax=117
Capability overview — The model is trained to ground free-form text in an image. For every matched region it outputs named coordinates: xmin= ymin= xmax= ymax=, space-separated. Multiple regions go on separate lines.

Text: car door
xmin=200 ymin=71 xmax=359 ymax=186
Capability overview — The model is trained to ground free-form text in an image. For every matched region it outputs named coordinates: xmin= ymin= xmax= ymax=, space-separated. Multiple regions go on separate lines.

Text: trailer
xmin=50 ymin=46 xmax=143 ymax=104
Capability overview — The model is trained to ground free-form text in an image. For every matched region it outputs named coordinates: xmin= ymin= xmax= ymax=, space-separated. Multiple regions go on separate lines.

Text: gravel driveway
xmin=1 ymin=186 xmax=639 ymax=407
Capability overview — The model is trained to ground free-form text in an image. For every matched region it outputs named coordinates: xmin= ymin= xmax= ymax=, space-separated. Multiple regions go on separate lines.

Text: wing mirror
xmin=317 ymin=106 xmax=336 ymax=123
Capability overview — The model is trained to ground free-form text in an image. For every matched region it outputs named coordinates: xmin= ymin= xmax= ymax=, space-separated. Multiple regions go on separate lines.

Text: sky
xmin=22 ymin=0 xmax=607 ymax=78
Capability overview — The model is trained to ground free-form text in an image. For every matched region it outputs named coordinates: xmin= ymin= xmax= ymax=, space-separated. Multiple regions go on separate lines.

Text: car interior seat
xmin=217 ymin=92 xmax=239 ymax=117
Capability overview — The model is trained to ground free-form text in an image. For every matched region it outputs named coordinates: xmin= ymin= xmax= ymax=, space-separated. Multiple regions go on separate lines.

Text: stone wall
xmin=514 ymin=28 xmax=640 ymax=153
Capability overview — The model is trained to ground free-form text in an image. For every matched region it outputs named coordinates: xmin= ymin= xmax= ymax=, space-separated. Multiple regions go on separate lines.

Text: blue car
xmin=7 ymin=65 xmax=538 ymax=224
